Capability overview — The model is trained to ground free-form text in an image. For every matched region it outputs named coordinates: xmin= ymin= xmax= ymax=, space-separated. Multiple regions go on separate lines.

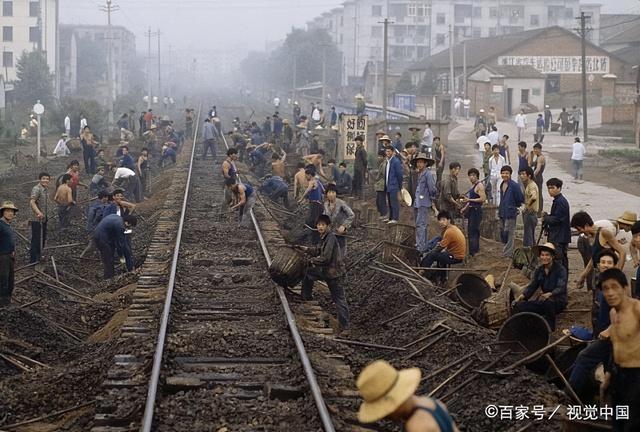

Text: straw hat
xmin=376 ymin=129 xmax=385 ymax=135
xmin=0 ymin=201 xmax=18 ymax=212
xmin=617 ymin=211 xmax=637 ymax=226
xmin=282 ymin=119 xmax=289 ymax=124
xmin=356 ymin=360 xmax=421 ymax=423
xmin=150 ymin=124 xmax=157 ymax=129
xmin=379 ymin=135 xmax=392 ymax=142
xmin=410 ymin=152 xmax=435 ymax=167
xmin=533 ymin=242 xmax=556 ymax=256
xmin=401 ymin=188 xmax=412 ymax=206
xmin=355 ymin=93 xmax=364 ymax=100
xmin=408 ymin=126 xmax=421 ymax=131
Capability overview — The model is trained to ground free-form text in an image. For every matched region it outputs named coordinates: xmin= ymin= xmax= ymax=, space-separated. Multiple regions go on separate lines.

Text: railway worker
xmin=222 ymin=147 xmax=239 ymax=208
xmin=137 ymin=148 xmax=150 ymax=198
xmin=512 ymin=242 xmax=568 ymax=331
xmin=303 ymin=149 xmax=326 ymax=180
xmin=271 ymin=148 xmax=287 ymax=178
xmin=226 ymin=179 xmax=257 ymax=228
xmin=461 ymin=168 xmax=485 ymax=257
xmin=93 ymin=214 xmax=137 ymax=279
xmin=323 ymin=184 xmax=354 ymax=255
xmin=352 ymin=135 xmax=368 ymax=199
xmin=384 ymin=145 xmax=404 ymax=224
xmin=54 ymin=174 xmax=75 ymax=229
xmin=420 ymin=211 xmax=466 ymax=284
xmin=112 ymin=166 xmax=142 ymax=203
xmin=572 ymin=211 xmax=627 ymax=292
xmin=542 ymin=178 xmax=571 ymax=270
xmin=298 ymin=165 xmax=325 ymax=243
xmin=412 ymin=153 xmax=437 ymax=254
xmin=334 ymin=162 xmax=353 ymax=196
xmin=597 ymin=268 xmax=640 ymax=431
xmin=0 ymin=201 xmax=18 ymax=306
xmin=259 ymin=175 xmax=290 ymax=208
xmin=202 ymin=118 xmax=218 ymax=160
xmin=356 ymin=360 xmax=458 ymax=432
xmin=90 ymin=165 xmax=110 ymax=196
xmin=298 ymin=214 xmax=350 ymax=334
xmin=29 ymin=172 xmax=50 ymax=263
xmin=568 ymin=248 xmax=617 ymax=402
xmin=282 ymin=119 xmax=293 ymax=153
xmin=293 ymin=162 xmax=307 ymax=203
xmin=227 ymin=129 xmax=248 ymax=162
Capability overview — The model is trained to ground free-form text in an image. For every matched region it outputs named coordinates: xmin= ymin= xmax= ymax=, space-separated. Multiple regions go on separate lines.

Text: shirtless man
xmin=293 ymin=162 xmax=307 ymax=202
xmin=54 ymin=174 xmax=75 ymax=228
xmin=271 ymin=149 xmax=287 ymax=179
xmin=303 ymin=149 xmax=326 ymax=179
xmin=572 ymin=211 xmax=626 ymax=290
xmin=598 ymin=268 xmax=640 ymax=431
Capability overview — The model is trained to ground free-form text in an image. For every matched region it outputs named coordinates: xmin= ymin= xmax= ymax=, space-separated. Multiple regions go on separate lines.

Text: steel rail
xmin=221 ymin=129 xmax=336 ymax=432
xmin=140 ymin=103 xmax=203 ymax=432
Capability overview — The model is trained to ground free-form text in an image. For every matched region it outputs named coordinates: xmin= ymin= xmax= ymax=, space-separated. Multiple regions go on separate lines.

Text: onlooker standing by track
xmin=519 ymin=167 xmax=538 ymax=247
xmin=542 ymin=178 xmax=571 ymax=270
xmin=462 ymin=168 xmax=485 ymax=256
xmin=571 ymin=137 xmax=586 ymax=181
xmin=29 ymin=172 xmax=50 ymax=263
xmin=498 ymin=165 xmax=524 ymax=258
xmin=0 ymin=201 xmax=18 ymax=306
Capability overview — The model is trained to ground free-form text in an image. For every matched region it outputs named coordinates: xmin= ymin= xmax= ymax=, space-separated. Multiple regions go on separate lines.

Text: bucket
xmin=268 ymin=247 xmax=308 ymax=288
xmin=386 ymin=223 xmax=415 ymax=246
xmin=454 ymin=273 xmax=492 ymax=310
xmin=497 ymin=312 xmax=551 ymax=362
xmin=382 ymin=241 xmax=418 ymax=265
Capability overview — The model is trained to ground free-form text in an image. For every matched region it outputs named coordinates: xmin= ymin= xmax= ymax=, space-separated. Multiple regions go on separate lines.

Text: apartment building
xmin=308 ymin=0 xmax=601 ymax=82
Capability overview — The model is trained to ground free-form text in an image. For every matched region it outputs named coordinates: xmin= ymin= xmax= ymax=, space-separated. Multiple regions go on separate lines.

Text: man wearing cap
xmin=0 ymin=201 xmax=18 ymax=306
xmin=298 ymin=214 xmax=349 ymax=333
xmin=379 ymin=134 xmax=392 ymax=152
xmin=413 ymin=153 xmax=436 ymax=253
xmin=513 ymin=242 xmax=568 ymax=330
xmin=375 ymin=129 xmax=385 ymax=145
xmin=356 ymin=360 xmax=457 ymax=431
xmin=543 ymin=178 xmax=571 ymax=270
xmin=384 ymin=145 xmax=404 ymax=224
xmin=544 ymin=105 xmax=552 ymax=132
xmin=29 ymin=172 xmax=50 ymax=263
xmin=353 ymin=136 xmax=367 ymax=199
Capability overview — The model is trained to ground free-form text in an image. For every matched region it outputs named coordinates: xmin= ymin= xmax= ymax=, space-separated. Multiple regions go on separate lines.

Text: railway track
xmin=92 ymin=110 xmax=337 ymax=431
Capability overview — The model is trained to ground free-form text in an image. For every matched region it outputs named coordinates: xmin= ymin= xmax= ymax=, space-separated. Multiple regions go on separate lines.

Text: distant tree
xmin=395 ymin=71 xmax=415 ymax=94
xmin=12 ymin=51 xmax=54 ymax=108
xmin=418 ymin=70 xmax=438 ymax=96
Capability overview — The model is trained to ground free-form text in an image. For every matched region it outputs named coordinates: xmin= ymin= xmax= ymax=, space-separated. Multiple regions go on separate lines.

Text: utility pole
xmin=145 ymin=28 xmax=157 ymax=110
xmin=462 ymin=40 xmax=467 ymax=97
xmin=292 ymin=55 xmax=297 ymax=102
xmin=379 ymin=18 xmax=393 ymax=119
xmin=576 ymin=12 xmax=590 ymax=142
xmin=157 ymin=29 xmax=162 ymax=99
xmin=449 ymin=25 xmax=456 ymax=119
xmin=99 ymin=0 xmax=119 ymax=127
xmin=321 ymin=45 xmax=327 ymax=111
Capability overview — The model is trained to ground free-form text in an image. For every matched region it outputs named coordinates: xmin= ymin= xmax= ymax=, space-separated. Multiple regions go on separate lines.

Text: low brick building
xmin=408 ymin=26 xmax=635 ymax=114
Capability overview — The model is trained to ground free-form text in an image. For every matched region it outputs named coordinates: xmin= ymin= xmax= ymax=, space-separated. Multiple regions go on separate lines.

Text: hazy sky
xmin=60 ymin=0 xmax=636 ymax=53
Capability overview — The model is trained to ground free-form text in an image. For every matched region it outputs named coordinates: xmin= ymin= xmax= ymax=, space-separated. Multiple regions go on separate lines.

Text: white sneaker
xmin=387 ymin=219 xmax=398 ymax=224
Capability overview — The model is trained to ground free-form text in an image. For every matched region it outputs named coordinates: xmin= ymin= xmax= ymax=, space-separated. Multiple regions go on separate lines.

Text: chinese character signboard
xmin=340 ymin=114 xmax=368 ymax=160
xmin=497 ymin=56 xmax=610 ymax=74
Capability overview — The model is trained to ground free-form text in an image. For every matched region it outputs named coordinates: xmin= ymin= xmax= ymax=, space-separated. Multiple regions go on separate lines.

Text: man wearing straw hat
xmin=512 ymin=242 xmax=568 ymax=331
xmin=412 ymin=153 xmax=436 ymax=254
xmin=356 ymin=360 xmax=458 ymax=431
xmin=0 ymin=201 xmax=18 ymax=306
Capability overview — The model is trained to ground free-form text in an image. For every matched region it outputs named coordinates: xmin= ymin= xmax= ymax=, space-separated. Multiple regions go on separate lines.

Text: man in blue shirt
xmin=335 ymin=162 xmax=353 ymax=196
xmin=119 ymin=146 xmax=136 ymax=171
xmin=0 ymin=201 xmax=18 ymax=306
xmin=412 ymin=153 xmax=436 ymax=253
xmin=512 ymin=242 xmax=568 ymax=330
xmin=384 ymin=146 xmax=404 ymax=224
xmin=93 ymin=214 xmax=137 ymax=279
xmin=542 ymin=178 xmax=571 ymax=270
xmin=202 ymin=118 xmax=218 ymax=160
xmin=259 ymin=175 xmax=290 ymax=208
xmin=498 ymin=165 xmax=524 ymax=257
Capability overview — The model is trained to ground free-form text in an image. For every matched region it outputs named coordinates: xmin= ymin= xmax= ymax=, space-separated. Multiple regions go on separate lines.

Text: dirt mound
xmin=88 ymin=309 xmax=129 ymax=343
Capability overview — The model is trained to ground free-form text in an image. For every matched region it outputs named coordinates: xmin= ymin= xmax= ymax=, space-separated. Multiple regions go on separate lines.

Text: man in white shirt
xmin=489 ymin=144 xmax=506 ymax=206
xmin=421 ymin=122 xmax=433 ymax=155
xmin=571 ymin=137 xmax=586 ymax=181
xmin=64 ymin=115 xmax=71 ymax=136
xmin=476 ymin=133 xmax=489 ymax=168
xmin=487 ymin=125 xmax=500 ymax=146
xmin=463 ymin=97 xmax=471 ymax=120
xmin=515 ymin=109 xmax=527 ymax=142
xmin=113 ymin=167 xmax=141 ymax=203
xmin=53 ymin=134 xmax=70 ymax=157
xmin=273 ymin=97 xmax=280 ymax=109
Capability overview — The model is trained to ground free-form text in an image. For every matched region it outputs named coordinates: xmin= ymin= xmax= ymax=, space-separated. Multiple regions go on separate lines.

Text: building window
xmin=29 ymin=26 xmax=40 ymax=43
xmin=489 ymin=7 xmax=497 ymax=18
xmin=416 ymin=5 xmax=426 ymax=17
xmin=530 ymin=14 xmax=539 ymax=26
xmin=473 ymin=7 xmax=482 ymax=18
xmin=2 ymin=51 xmax=12 ymax=67
xmin=436 ymin=34 xmax=445 ymax=45
xmin=371 ymin=26 xmax=382 ymax=38
xmin=521 ymin=89 xmax=530 ymax=104
xmin=436 ymin=13 xmax=446 ymax=24
xmin=2 ymin=1 xmax=12 ymax=16
xmin=2 ymin=26 xmax=12 ymax=42
xmin=29 ymin=1 xmax=39 ymax=17
xmin=472 ymin=27 xmax=481 ymax=38
xmin=372 ymin=5 xmax=382 ymax=17
xmin=408 ymin=4 xmax=416 ymax=17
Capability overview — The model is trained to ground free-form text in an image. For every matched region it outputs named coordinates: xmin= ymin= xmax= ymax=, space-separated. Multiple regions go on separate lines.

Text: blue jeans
xmin=414 ymin=206 xmax=429 ymax=252
xmin=568 ymin=340 xmax=611 ymax=401
xmin=467 ymin=206 xmax=482 ymax=256
xmin=387 ymin=190 xmax=400 ymax=221
xmin=522 ymin=210 xmax=538 ymax=247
